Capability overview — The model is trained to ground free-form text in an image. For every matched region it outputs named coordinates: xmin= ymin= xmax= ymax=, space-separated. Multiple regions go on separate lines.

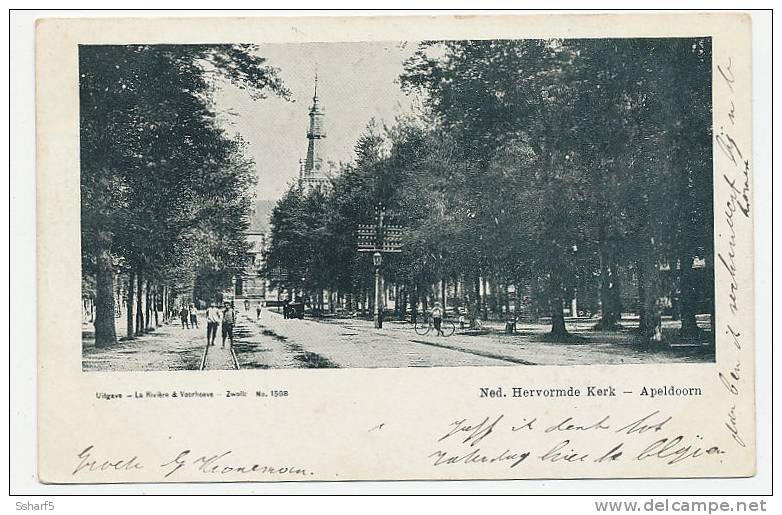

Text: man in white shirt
xmin=205 ymin=302 xmax=222 ymax=346
xmin=431 ymin=302 xmax=444 ymax=337
xmin=189 ymin=303 xmax=199 ymax=329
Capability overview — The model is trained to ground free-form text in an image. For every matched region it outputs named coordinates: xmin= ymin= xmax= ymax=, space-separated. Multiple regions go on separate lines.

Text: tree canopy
xmin=264 ymin=37 xmax=714 ymax=343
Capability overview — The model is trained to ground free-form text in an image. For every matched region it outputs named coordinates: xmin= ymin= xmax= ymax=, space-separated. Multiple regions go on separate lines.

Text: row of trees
xmin=265 ymin=38 xmax=714 ymax=344
xmin=81 ymin=44 xmax=287 ymax=346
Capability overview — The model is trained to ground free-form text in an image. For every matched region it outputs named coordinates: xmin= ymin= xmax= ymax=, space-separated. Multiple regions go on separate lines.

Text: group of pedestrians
xmin=178 ymin=304 xmax=199 ymax=329
xmin=242 ymin=298 xmax=263 ymax=320
xmin=177 ymin=300 xmax=241 ymax=348
xmin=205 ymin=301 xmax=239 ymax=348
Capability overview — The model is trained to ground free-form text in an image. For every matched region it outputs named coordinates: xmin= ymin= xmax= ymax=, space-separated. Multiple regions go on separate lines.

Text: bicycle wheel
xmin=442 ymin=320 xmax=456 ymax=337
xmin=414 ymin=319 xmax=431 ymax=336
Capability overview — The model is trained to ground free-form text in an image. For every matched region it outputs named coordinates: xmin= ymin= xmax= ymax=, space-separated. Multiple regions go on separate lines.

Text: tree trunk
xmin=135 ymin=272 xmax=144 ymax=335
xmin=596 ymin=241 xmax=622 ymax=330
xmin=161 ymin=285 xmax=167 ymax=323
xmin=481 ymin=277 xmax=489 ymax=320
xmin=470 ymin=274 xmax=481 ymax=328
xmin=126 ymin=272 xmax=135 ymax=339
xmin=678 ymin=254 xmax=700 ymax=338
xmin=498 ymin=283 xmax=504 ymax=316
xmin=441 ymin=278 xmax=447 ymax=308
xmin=145 ymin=280 xmax=152 ymax=331
xmin=154 ymin=286 xmax=160 ymax=327
xmin=411 ymin=284 xmax=419 ymax=323
xmin=93 ymin=246 xmax=117 ymax=347
xmin=115 ymin=284 xmax=122 ymax=318
xmin=610 ymin=271 xmax=622 ymax=322
xmin=549 ymin=289 xmax=567 ymax=337
xmin=549 ymin=267 xmax=568 ymax=337
xmin=637 ymin=263 xmax=647 ymax=332
xmin=637 ymin=259 xmax=663 ymax=344
xmin=488 ymin=277 xmax=499 ymax=316
xmin=399 ymin=285 xmax=408 ymax=320
xmin=455 ymin=278 xmax=463 ymax=309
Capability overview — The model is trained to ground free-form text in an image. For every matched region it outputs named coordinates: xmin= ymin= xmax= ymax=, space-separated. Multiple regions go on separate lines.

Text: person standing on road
xmin=222 ymin=301 xmax=238 ymax=348
xmin=431 ymin=301 xmax=444 ymax=337
xmin=206 ymin=301 xmax=222 ymax=346
xmin=244 ymin=299 xmax=250 ymax=312
xmin=189 ymin=303 xmax=199 ymax=328
xmin=256 ymin=301 xmax=263 ymax=320
xmin=179 ymin=305 xmax=190 ymax=329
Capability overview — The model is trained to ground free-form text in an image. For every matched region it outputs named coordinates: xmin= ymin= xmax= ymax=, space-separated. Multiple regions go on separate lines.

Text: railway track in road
xmin=199 ymin=340 xmax=240 ymax=370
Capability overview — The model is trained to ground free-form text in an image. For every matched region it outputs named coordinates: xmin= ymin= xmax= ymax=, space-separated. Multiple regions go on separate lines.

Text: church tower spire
xmin=300 ymin=73 xmax=330 ymax=191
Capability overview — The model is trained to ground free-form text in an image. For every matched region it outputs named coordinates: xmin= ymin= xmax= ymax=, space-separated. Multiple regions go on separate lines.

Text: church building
xmin=232 ymin=75 xmax=334 ymax=305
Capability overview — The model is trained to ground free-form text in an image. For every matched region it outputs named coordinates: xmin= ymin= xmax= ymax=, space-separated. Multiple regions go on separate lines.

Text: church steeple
xmin=306 ymin=74 xmax=325 ymax=144
xmin=300 ymin=73 xmax=330 ymax=191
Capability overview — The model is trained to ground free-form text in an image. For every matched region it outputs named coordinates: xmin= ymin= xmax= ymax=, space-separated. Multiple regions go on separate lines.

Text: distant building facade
xmin=233 ymin=199 xmax=276 ymax=303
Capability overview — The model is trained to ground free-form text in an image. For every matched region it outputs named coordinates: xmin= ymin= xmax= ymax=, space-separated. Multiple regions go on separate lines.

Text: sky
xmin=213 ymin=41 xmax=420 ymax=201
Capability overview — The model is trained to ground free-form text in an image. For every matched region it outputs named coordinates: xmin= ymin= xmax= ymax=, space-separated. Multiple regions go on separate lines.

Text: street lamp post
xmin=373 ymin=251 xmax=383 ymax=328
xmin=358 ymin=203 xmax=401 ymax=328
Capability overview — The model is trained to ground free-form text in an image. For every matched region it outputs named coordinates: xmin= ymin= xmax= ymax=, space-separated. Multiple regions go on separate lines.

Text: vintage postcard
xmin=36 ymin=12 xmax=755 ymax=483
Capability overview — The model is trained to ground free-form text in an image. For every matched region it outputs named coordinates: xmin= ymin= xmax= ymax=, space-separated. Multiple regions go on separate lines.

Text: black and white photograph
xmin=80 ymin=37 xmax=717 ymax=371
xmin=25 ymin=11 xmax=766 ymax=492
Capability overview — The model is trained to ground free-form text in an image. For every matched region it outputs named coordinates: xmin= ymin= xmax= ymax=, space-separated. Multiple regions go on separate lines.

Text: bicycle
xmin=414 ymin=315 xmax=456 ymax=337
